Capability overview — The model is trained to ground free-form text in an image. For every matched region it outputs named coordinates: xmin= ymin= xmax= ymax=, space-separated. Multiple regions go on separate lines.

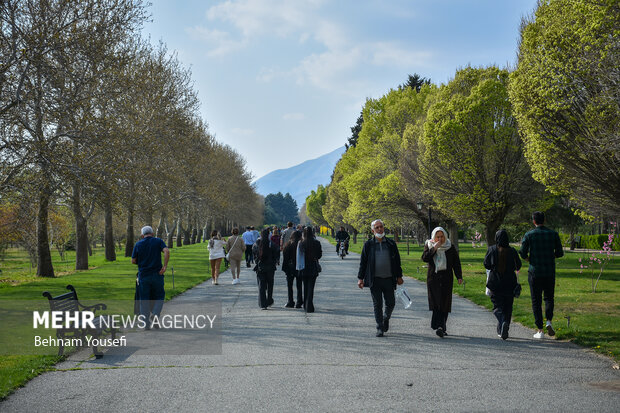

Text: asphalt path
xmin=2 ymin=237 xmax=619 ymax=412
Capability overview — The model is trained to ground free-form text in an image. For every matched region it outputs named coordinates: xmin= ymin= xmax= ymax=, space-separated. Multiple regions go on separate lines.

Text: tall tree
xmin=509 ymin=0 xmax=620 ymax=217
xmin=419 ymin=66 xmax=541 ymax=245
xmin=305 ymin=185 xmax=328 ymax=227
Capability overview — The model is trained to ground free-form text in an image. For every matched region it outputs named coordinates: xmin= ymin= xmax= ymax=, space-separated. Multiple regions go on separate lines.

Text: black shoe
xmin=246 ymin=263 xmax=251 ymax=267
xmin=436 ymin=327 xmax=445 ymax=338
xmin=383 ymin=317 xmax=390 ymax=332
xmin=501 ymin=322 xmax=509 ymax=340
xmin=260 ymin=307 xmax=268 ymax=310
xmin=267 ymin=299 xmax=274 ymax=307
xmin=284 ymin=302 xmax=294 ymax=308
xmin=295 ymin=302 xmax=303 ymax=309
xmin=376 ymin=329 xmax=384 ymax=337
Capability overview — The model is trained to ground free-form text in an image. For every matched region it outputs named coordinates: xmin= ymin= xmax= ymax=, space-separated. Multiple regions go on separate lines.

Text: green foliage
xmin=305 ymin=185 xmax=328 ymax=227
xmin=264 ymin=192 xmax=298 ymax=226
xmin=509 ymin=0 xmax=620 ymax=216
xmin=419 ymin=66 xmax=539 ymax=244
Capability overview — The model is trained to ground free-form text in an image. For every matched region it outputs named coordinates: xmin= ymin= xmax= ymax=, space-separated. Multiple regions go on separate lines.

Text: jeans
xmin=138 ymin=273 xmax=165 ymax=320
xmin=528 ymin=273 xmax=555 ymax=329
xmin=256 ymin=270 xmax=274 ymax=308
xmin=245 ymin=245 xmax=254 ymax=265
xmin=303 ymin=276 xmax=317 ymax=312
xmin=286 ymin=271 xmax=303 ymax=305
xmin=370 ymin=277 xmax=395 ymax=330
xmin=491 ymin=294 xmax=514 ymax=333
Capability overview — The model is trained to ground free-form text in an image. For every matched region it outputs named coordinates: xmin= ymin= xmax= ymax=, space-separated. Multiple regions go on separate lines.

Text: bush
xmin=558 ymin=233 xmax=619 ymax=251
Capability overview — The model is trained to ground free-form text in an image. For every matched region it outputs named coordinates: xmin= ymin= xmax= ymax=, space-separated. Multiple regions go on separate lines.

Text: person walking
xmin=131 ymin=226 xmax=169 ymax=329
xmin=242 ymin=226 xmax=256 ymax=267
xmin=282 ymin=230 xmax=303 ymax=308
xmin=484 ymin=229 xmax=522 ymax=340
xmin=357 ymin=219 xmax=404 ymax=337
xmin=226 ymin=228 xmax=245 ymax=285
xmin=422 ymin=227 xmax=463 ymax=338
xmin=253 ymin=228 xmax=279 ymax=309
xmin=280 ymin=222 xmax=295 ymax=251
xmin=519 ymin=211 xmax=564 ymax=339
xmin=207 ymin=230 xmax=226 ymax=285
xmin=270 ymin=227 xmax=281 ymax=265
xmin=297 ymin=226 xmax=322 ymax=313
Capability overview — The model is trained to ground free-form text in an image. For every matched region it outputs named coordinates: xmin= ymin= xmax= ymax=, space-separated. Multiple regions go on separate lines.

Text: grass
xmin=323 ymin=234 xmax=620 ymax=362
xmin=0 ymin=242 xmax=215 ymax=400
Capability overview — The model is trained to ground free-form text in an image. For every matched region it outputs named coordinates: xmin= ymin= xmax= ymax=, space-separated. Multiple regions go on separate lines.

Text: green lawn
xmin=0 ymin=242 xmax=214 ymax=400
xmin=324 ymin=235 xmax=620 ymax=362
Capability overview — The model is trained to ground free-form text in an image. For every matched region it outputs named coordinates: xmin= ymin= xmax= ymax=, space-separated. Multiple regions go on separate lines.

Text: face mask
xmin=375 ymin=232 xmax=385 ymax=239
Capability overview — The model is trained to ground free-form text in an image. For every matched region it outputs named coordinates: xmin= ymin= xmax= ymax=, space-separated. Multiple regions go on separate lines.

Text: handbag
xmin=485 ymin=269 xmax=501 ymax=291
xmin=226 ymin=236 xmax=240 ymax=261
xmin=316 ymin=261 xmax=322 ymax=273
xmin=513 ymin=283 xmax=522 ymax=298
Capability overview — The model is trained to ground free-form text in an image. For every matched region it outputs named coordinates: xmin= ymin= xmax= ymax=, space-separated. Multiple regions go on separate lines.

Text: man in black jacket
xmin=335 ymin=226 xmax=350 ymax=254
xmin=357 ymin=219 xmax=404 ymax=337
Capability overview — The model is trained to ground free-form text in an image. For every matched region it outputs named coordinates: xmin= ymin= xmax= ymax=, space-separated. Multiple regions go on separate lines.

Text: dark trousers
xmin=245 ymin=245 xmax=253 ymax=265
xmin=370 ymin=277 xmax=395 ymax=330
xmin=528 ymin=273 xmax=555 ymax=329
xmin=303 ymin=276 xmax=317 ymax=312
xmin=491 ymin=294 xmax=514 ymax=334
xmin=256 ymin=270 xmax=275 ymax=308
xmin=139 ymin=274 xmax=165 ymax=319
xmin=431 ymin=310 xmax=448 ymax=331
xmin=286 ymin=271 xmax=303 ymax=305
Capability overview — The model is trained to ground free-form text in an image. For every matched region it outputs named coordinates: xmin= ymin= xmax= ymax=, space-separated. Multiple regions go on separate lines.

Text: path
xmin=2 ymin=238 xmax=619 ymax=412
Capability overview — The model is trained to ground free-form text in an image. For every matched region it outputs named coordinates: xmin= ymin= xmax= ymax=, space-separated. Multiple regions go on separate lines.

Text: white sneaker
xmin=546 ymin=322 xmax=555 ymax=336
xmin=533 ymin=331 xmax=545 ymax=339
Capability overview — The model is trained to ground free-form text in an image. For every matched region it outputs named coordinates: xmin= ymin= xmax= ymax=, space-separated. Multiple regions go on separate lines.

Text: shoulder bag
xmin=226 ymin=236 xmax=239 ymax=261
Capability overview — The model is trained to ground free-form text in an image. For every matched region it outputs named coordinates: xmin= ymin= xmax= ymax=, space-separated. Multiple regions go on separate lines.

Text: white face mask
xmin=375 ymin=232 xmax=385 ymax=239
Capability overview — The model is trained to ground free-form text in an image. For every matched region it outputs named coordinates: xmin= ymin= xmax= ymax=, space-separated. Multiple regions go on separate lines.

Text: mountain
xmin=254 ymin=146 xmax=346 ymax=208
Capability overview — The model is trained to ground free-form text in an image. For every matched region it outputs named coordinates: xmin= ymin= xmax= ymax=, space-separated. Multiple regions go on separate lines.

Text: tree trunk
xmin=176 ymin=219 xmax=183 ymax=247
xmin=72 ymin=184 xmax=89 ymax=270
xmin=485 ymin=223 xmax=500 ymax=247
xmin=203 ymin=220 xmax=209 ymax=242
xmin=393 ymin=228 xmax=399 ymax=242
xmin=191 ymin=227 xmax=197 ymax=244
xmin=125 ymin=200 xmax=135 ymax=257
xmin=166 ymin=218 xmax=176 ymax=248
xmin=104 ymin=198 xmax=116 ymax=261
xmin=353 ymin=229 xmax=358 ymax=244
xmin=36 ymin=189 xmax=55 ymax=277
xmin=183 ymin=212 xmax=191 ymax=245
xmin=447 ymin=221 xmax=459 ymax=252
xmin=156 ymin=213 xmax=165 ymax=238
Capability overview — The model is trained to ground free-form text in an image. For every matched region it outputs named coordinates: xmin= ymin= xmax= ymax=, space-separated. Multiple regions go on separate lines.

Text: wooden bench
xmin=42 ymin=284 xmax=116 ymax=359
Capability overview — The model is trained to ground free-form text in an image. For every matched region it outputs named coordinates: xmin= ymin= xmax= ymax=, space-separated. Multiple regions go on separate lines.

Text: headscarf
xmin=426 ymin=227 xmax=452 ymax=273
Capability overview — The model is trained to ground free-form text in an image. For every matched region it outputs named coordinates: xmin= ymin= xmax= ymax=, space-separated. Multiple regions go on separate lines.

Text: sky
xmin=142 ymin=0 xmax=539 ymax=180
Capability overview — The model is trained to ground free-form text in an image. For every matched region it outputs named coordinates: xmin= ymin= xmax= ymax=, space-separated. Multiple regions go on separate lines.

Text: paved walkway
xmin=2 ymin=238 xmax=619 ymax=412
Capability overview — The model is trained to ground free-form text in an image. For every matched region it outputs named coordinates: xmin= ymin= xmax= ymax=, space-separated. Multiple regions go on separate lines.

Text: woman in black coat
xmin=484 ymin=229 xmax=522 ymax=340
xmin=422 ymin=227 xmax=463 ymax=337
xmin=254 ymin=228 xmax=279 ymax=309
xmin=297 ymin=226 xmax=322 ymax=313
xmin=282 ymin=230 xmax=303 ymax=308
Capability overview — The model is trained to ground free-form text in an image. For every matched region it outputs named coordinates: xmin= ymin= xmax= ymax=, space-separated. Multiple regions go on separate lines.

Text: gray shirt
xmin=374 ymin=239 xmax=392 ymax=278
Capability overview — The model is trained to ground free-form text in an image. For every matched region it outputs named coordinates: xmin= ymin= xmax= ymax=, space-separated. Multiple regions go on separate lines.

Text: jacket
xmin=357 ymin=237 xmax=403 ymax=289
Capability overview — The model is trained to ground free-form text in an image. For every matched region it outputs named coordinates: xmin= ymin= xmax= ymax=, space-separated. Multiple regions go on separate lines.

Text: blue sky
xmin=143 ymin=0 xmax=538 ymax=179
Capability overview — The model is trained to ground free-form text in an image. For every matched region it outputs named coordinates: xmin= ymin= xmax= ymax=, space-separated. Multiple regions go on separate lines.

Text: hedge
xmin=559 ymin=233 xmax=619 ymax=251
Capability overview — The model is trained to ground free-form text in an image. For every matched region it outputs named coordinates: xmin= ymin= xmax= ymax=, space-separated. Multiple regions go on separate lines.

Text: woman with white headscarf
xmin=422 ymin=227 xmax=463 ymax=337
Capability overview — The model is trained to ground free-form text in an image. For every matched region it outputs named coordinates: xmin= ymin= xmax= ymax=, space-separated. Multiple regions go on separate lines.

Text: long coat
xmin=225 ymin=235 xmax=245 ymax=261
xmin=422 ymin=244 xmax=462 ymax=313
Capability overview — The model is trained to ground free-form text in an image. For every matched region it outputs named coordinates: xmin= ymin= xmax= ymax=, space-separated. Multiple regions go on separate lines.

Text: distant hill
xmin=254 ymin=146 xmax=346 ymax=208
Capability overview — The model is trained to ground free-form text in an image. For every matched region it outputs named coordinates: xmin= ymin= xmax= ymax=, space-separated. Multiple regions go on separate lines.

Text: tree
xmin=264 ymin=192 xmax=298 ymax=225
xmin=509 ymin=0 xmax=620 ymax=217
xmin=399 ymin=73 xmax=431 ymax=92
xmin=305 ymin=185 xmax=328 ymax=227
xmin=419 ymin=66 xmax=541 ymax=245
xmin=345 ymin=111 xmax=363 ymax=149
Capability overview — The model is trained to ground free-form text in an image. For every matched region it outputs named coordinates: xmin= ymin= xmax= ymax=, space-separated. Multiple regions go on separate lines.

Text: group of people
xmin=206 ymin=222 xmax=324 ymax=313
xmin=358 ymin=211 xmax=563 ymax=340
xmin=130 ymin=210 xmax=563 ymax=340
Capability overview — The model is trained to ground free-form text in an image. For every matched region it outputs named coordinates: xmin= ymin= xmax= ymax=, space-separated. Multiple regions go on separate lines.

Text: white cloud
xmin=186 ymin=26 xmax=246 ymax=57
xmin=283 ymin=113 xmax=305 ymax=120
xmin=370 ymin=42 xmax=433 ymax=68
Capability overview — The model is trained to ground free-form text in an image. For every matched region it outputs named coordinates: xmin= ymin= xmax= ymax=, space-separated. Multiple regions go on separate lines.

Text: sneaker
xmin=376 ymin=329 xmax=384 ymax=337
xmin=546 ymin=322 xmax=555 ymax=337
xmin=436 ymin=327 xmax=445 ymax=338
xmin=501 ymin=322 xmax=509 ymax=340
xmin=533 ymin=331 xmax=545 ymax=339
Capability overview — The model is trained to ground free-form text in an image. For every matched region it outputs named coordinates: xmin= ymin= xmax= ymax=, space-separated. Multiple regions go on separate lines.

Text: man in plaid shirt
xmin=519 ymin=211 xmax=564 ymax=339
